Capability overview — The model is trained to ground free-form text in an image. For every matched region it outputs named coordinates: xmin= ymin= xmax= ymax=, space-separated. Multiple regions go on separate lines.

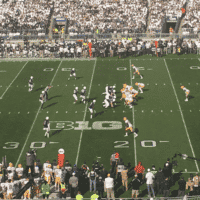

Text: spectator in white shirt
xmin=104 ymin=173 xmax=115 ymax=200
xmin=145 ymin=168 xmax=155 ymax=198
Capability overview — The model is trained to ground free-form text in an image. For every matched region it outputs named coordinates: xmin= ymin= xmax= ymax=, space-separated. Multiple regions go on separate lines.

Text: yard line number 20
xmin=114 ymin=140 xmax=157 ymax=148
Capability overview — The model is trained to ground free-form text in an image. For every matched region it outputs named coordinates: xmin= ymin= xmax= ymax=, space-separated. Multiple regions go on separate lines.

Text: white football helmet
xmin=42 ymin=91 xmax=44 ymax=94
xmin=75 ymin=87 xmax=78 ymax=90
xmin=113 ymin=90 xmax=116 ymax=93
xmin=113 ymin=86 xmax=116 ymax=88
xmin=46 ymin=117 xmax=49 ymax=120
xmin=83 ymin=86 xmax=86 ymax=89
xmin=72 ymin=68 xmax=75 ymax=70
xmin=30 ymin=76 xmax=33 ymax=79
xmin=93 ymin=100 xmax=96 ymax=103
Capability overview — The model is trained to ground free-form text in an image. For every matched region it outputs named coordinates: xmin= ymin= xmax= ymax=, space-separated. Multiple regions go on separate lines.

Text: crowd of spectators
xmin=148 ymin=0 xmax=185 ymax=33
xmin=0 ymin=0 xmax=54 ymax=38
xmin=0 ymin=37 xmax=200 ymax=60
xmin=181 ymin=0 xmax=200 ymax=34
xmin=53 ymin=0 xmax=148 ymax=37
xmin=0 ymin=151 xmax=199 ymax=199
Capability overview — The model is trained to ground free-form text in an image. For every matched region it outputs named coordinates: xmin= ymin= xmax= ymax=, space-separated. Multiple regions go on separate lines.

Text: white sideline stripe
xmin=75 ymin=59 xmax=97 ymax=165
xmin=0 ymin=61 xmax=28 ymax=99
xmin=15 ymin=61 xmax=63 ymax=168
xmin=130 ymin=59 xmax=137 ymax=166
xmin=164 ymin=59 xmax=199 ymax=172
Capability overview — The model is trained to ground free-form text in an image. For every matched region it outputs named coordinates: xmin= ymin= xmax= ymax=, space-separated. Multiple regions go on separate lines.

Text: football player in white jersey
xmin=73 ymin=87 xmax=79 ymax=104
xmin=43 ymin=117 xmax=50 ymax=138
xmin=39 ymin=91 xmax=45 ymax=110
xmin=135 ymin=82 xmax=145 ymax=93
xmin=16 ymin=164 xmax=24 ymax=179
xmin=80 ymin=86 xmax=86 ymax=104
xmin=54 ymin=165 xmax=62 ymax=191
xmin=43 ymin=165 xmax=52 ymax=185
xmin=68 ymin=68 xmax=76 ymax=80
xmin=6 ymin=179 xmax=14 ymax=199
xmin=180 ymin=86 xmax=190 ymax=101
xmin=7 ymin=163 xmax=15 ymax=181
xmin=1 ymin=181 xmax=8 ymax=199
xmin=43 ymin=160 xmax=51 ymax=174
xmin=123 ymin=117 xmax=138 ymax=137
xmin=132 ymin=64 xmax=143 ymax=79
xmin=28 ymin=76 xmax=34 ymax=92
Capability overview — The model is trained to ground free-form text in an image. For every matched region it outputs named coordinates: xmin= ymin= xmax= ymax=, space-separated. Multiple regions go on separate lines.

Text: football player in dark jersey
xmin=68 ymin=68 xmax=76 ymax=80
xmin=89 ymin=100 xmax=96 ymax=119
xmin=39 ymin=91 xmax=45 ymax=110
xmin=80 ymin=86 xmax=86 ymax=104
xmin=28 ymin=76 xmax=34 ymax=92
xmin=73 ymin=87 xmax=79 ymax=104
xmin=44 ymin=85 xmax=53 ymax=101
xmin=43 ymin=117 xmax=50 ymax=138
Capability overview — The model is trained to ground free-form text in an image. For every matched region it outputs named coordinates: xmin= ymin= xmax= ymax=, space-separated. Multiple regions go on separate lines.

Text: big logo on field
xmin=52 ymin=121 xmax=122 ymax=130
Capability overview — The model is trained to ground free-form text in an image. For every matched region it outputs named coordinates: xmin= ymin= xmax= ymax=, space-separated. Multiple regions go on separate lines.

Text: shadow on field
xmin=76 ymin=76 xmax=83 ymax=80
xmin=51 ymin=129 xmax=63 ymax=136
xmin=48 ymin=95 xmax=62 ymax=101
xmin=188 ymin=95 xmax=194 ymax=100
xmin=143 ymin=89 xmax=149 ymax=92
xmin=95 ymin=111 xmax=104 ymax=117
xmin=137 ymin=96 xmax=144 ymax=100
xmin=44 ymin=102 xmax=58 ymax=109
xmin=114 ymin=105 xmax=120 ymax=108
xmin=35 ymin=87 xmax=45 ymax=91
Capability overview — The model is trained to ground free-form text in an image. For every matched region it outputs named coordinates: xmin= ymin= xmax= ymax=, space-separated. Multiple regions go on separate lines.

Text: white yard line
xmin=75 ymin=59 xmax=97 ymax=165
xmin=130 ymin=59 xmax=137 ymax=166
xmin=15 ymin=61 xmax=63 ymax=168
xmin=164 ymin=59 xmax=199 ymax=172
xmin=0 ymin=61 xmax=29 ymax=99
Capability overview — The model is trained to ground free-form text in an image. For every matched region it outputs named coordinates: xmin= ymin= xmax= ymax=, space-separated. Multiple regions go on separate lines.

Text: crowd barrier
xmin=6 ymin=197 xmax=200 ymax=200
xmin=0 ymin=33 xmax=199 ymax=41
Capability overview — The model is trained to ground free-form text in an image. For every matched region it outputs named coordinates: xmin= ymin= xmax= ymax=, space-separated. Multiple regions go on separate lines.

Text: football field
xmin=1 ymin=54 xmax=200 ymax=197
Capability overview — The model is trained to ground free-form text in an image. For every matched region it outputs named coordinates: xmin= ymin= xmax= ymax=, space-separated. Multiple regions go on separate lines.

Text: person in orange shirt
xmin=88 ymin=40 xmax=92 ymax=58
xmin=134 ymin=161 xmax=145 ymax=183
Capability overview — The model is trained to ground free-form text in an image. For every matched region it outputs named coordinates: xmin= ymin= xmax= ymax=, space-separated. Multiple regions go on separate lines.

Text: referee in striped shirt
xmin=44 ymin=85 xmax=53 ymax=101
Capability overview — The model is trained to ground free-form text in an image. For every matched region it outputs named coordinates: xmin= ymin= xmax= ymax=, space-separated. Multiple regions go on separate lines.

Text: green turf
xmin=0 ymin=54 xmax=200 ymax=197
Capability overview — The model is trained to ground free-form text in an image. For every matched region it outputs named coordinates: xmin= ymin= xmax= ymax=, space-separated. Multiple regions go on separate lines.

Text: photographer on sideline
xmin=25 ymin=149 xmax=36 ymax=178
